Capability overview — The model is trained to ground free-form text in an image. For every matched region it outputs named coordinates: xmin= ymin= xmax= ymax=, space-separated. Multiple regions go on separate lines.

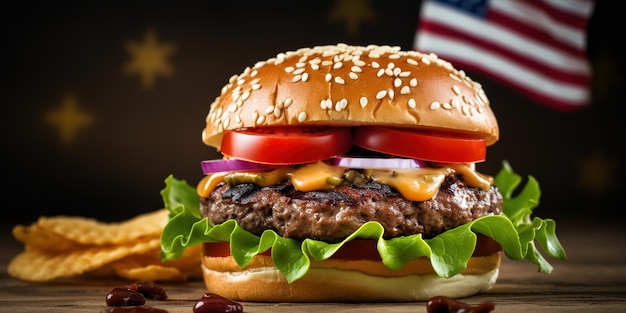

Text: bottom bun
xmin=201 ymin=253 xmax=501 ymax=302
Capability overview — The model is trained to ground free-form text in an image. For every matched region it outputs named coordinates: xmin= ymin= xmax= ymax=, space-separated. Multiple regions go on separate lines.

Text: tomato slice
xmin=353 ymin=126 xmax=487 ymax=163
xmin=220 ymin=127 xmax=353 ymax=165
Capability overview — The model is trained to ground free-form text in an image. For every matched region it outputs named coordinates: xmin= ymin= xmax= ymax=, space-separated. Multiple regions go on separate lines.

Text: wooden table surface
xmin=1 ymin=218 xmax=624 ymax=313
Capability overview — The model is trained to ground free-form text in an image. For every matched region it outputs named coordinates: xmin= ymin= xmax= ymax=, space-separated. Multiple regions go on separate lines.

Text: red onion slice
xmin=329 ymin=157 xmax=426 ymax=169
xmin=201 ymin=159 xmax=274 ymax=174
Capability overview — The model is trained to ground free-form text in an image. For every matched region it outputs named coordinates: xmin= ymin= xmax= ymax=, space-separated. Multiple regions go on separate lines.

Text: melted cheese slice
xmin=365 ymin=168 xmax=452 ymax=202
xmin=197 ymin=162 xmax=491 ymax=201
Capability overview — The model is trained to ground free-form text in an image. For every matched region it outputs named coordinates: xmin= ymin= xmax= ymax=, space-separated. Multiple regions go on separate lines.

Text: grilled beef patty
xmin=200 ymin=173 xmax=503 ymax=242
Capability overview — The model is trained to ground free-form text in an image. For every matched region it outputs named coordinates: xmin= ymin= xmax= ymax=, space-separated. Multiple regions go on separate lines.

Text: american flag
xmin=414 ymin=0 xmax=595 ymax=111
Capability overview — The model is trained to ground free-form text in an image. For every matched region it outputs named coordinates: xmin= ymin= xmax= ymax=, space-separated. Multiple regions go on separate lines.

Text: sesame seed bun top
xmin=202 ymin=44 xmax=499 ymax=149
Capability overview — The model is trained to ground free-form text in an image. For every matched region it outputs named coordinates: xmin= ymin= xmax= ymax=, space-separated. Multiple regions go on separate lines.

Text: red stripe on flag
xmin=419 ymin=22 xmax=589 ymax=86
xmin=415 ymin=0 xmax=595 ymax=111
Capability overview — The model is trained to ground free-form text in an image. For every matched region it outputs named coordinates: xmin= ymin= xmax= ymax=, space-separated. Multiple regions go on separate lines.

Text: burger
xmin=160 ymin=44 xmax=566 ymax=302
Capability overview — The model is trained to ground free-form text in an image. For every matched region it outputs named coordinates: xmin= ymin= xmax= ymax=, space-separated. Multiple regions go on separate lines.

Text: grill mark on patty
xmin=201 ymin=174 xmax=502 ymax=242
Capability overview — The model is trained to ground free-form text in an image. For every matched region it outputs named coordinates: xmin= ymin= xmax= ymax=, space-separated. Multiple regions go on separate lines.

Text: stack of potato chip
xmin=8 ymin=210 xmax=201 ymax=282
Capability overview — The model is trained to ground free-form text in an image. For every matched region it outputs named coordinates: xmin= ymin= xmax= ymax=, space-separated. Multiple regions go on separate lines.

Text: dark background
xmin=2 ymin=0 xmax=623 ymax=228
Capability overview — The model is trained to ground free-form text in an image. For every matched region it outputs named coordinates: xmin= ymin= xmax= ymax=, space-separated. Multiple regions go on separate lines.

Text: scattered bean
xmin=127 ymin=281 xmax=168 ymax=300
xmin=193 ymin=293 xmax=244 ymax=313
xmin=427 ymin=295 xmax=495 ymax=313
xmin=105 ymin=287 xmax=146 ymax=307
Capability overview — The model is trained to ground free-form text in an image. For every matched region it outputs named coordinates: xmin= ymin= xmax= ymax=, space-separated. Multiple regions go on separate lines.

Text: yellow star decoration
xmin=575 ymin=148 xmax=618 ymax=198
xmin=328 ymin=0 xmax=378 ymax=36
xmin=123 ymin=29 xmax=175 ymax=90
xmin=44 ymin=94 xmax=94 ymax=145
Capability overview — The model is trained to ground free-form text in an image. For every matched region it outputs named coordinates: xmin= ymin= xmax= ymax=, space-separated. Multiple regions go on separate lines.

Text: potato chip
xmin=113 ymin=264 xmax=189 ymax=282
xmin=12 ymin=224 xmax=86 ymax=253
xmin=8 ymin=209 xmax=201 ymax=283
xmin=8 ymin=237 xmax=161 ymax=282
xmin=26 ymin=209 xmax=168 ymax=245
xmin=111 ymin=244 xmax=203 ymax=281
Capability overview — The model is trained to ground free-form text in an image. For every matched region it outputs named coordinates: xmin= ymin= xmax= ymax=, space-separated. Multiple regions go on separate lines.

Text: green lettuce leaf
xmin=160 ymin=161 xmax=567 ymax=283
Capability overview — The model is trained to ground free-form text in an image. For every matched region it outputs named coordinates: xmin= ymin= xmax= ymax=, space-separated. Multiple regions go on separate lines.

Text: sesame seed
xmin=400 ymin=86 xmax=410 ymax=94
xmin=311 ymin=63 xmax=320 ymax=70
xmin=466 ymin=96 xmax=475 ymax=106
xmin=335 ymin=98 xmax=348 ymax=111
xmin=334 ymin=76 xmax=345 ymax=84
xmin=325 ymin=73 xmax=332 ymax=82
xmin=349 ymin=72 xmax=359 ymax=80
xmin=285 ymin=66 xmax=295 ymax=73
xmin=322 ymin=60 xmax=332 ymax=66
xmin=321 ymin=99 xmax=332 ymax=110
xmin=284 ymin=97 xmax=293 ymax=107
xmin=449 ymin=73 xmax=462 ymax=82
xmin=296 ymin=62 xmax=306 ymax=68
xmin=385 ymin=68 xmax=394 ymax=76
xmin=451 ymin=98 xmax=460 ymax=108
xmin=293 ymin=68 xmax=305 ymax=75
xmin=265 ymin=106 xmax=275 ymax=114
xmin=421 ymin=56 xmax=431 ymax=65
xmin=292 ymin=75 xmax=302 ymax=83
xmin=376 ymin=90 xmax=387 ymax=99
xmin=376 ymin=69 xmax=385 ymax=77
xmin=360 ymin=97 xmax=368 ymax=108
xmin=371 ymin=61 xmax=380 ymax=68
xmin=298 ymin=111 xmax=307 ymax=122
xmin=354 ymin=60 xmax=366 ymax=67
xmin=333 ymin=62 xmax=343 ymax=69
xmin=388 ymin=89 xmax=395 ymax=100
xmin=430 ymin=102 xmax=441 ymax=110
xmin=241 ymin=91 xmax=250 ymax=101
xmin=252 ymin=111 xmax=259 ymax=125
xmin=399 ymin=71 xmax=410 ymax=77
xmin=408 ymin=98 xmax=416 ymax=108
xmin=251 ymin=84 xmax=261 ymax=90
xmin=442 ymin=102 xmax=452 ymax=109
xmin=351 ymin=66 xmax=362 ymax=72
xmin=394 ymin=78 xmax=402 ymax=88
xmin=410 ymin=78 xmax=417 ymax=87
xmin=407 ymin=58 xmax=418 ymax=66
xmin=256 ymin=115 xmax=266 ymax=125
xmin=274 ymin=107 xmax=282 ymax=118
